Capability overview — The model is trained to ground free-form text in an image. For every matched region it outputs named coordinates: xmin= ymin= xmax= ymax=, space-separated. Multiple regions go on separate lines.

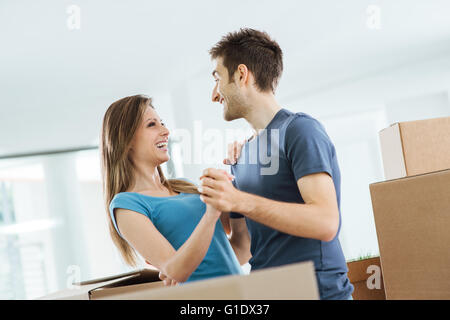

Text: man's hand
xmin=198 ymin=168 xmax=240 ymax=213
xmin=223 ymin=140 xmax=245 ymax=165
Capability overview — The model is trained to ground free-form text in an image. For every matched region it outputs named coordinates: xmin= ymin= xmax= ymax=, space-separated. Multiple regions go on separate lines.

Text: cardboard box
xmin=346 ymin=257 xmax=386 ymax=300
xmin=37 ymin=268 xmax=164 ymax=300
xmin=38 ymin=261 xmax=319 ymax=300
xmin=379 ymin=116 xmax=450 ymax=180
xmin=369 ymin=169 xmax=450 ymax=299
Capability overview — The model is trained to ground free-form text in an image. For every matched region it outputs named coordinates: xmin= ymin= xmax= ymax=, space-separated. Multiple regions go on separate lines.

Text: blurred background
xmin=1 ymin=0 xmax=450 ymax=299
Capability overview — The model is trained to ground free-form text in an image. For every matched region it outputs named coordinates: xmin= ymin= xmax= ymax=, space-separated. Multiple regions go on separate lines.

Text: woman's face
xmin=129 ymin=106 xmax=170 ymax=166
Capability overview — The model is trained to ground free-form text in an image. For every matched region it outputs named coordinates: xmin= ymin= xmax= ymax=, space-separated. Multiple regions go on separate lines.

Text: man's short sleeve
xmin=229 ymin=167 xmax=244 ymax=219
xmin=285 ymin=115 xmax=335 ymax=182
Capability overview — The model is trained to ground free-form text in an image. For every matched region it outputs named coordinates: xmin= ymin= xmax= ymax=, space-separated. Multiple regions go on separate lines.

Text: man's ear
xmin=236 ymin=64 xmax=249 ymax=87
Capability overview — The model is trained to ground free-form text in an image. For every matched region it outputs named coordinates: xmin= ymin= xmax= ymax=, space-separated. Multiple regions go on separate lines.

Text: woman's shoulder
xmin=110 ymin=192 xmax=152 ymax=213
xmin=111 ymin=191 xmax=141 ymax=202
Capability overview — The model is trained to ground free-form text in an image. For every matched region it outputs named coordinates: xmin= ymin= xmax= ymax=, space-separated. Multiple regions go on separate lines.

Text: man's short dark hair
xmin=209 ymin=28 xmax=283 ymax=93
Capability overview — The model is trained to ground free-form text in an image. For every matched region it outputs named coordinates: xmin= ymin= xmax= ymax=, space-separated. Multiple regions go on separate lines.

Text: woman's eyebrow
xmin=146 ymin=118 xmax=163 ymax=122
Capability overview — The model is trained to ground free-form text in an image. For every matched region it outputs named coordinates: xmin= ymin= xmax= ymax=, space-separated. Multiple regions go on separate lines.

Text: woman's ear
xmin=127 ymin=145 xmax=135 ymax=159
xmin=128 ymin=139 xmax=135 ymax=152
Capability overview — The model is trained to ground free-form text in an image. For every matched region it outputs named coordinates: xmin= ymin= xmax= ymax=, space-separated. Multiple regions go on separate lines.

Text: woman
xmin=100 ymin=94 xmax=244 ymax=285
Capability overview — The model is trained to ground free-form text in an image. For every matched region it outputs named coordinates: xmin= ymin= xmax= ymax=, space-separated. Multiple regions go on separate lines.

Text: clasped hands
xmin=198 ymin=139 xmax=245 ymax=213
xmin=198 ymin=168 xmax=239 ymax=213
xmin=148 ymin=168 xmax=241 ymax=286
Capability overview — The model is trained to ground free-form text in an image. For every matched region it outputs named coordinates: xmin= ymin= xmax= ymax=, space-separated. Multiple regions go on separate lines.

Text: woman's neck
xmin=129 ymin=162 xmax=165 ymax=193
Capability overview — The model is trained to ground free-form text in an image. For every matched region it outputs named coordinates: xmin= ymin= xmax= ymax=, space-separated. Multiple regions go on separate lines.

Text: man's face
xmin=211 ymin=57 xmax=246 ymax=121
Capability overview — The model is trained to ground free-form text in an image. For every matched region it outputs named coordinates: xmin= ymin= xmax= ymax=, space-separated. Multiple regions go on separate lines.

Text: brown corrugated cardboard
xmin=38 ymin=268 xmax=162 ymax=300
xmin=379 ymin=116 xmax=450 ymax=180
xmin=346 ymin=257 xmax=386 ymax=300
xmin=38 ymin=261 xmax=319 ymax=300
xmin=369 ymin=169 xmax=450 ymax=299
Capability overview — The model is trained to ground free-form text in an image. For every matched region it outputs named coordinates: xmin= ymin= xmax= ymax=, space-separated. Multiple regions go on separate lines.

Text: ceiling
xmin=1 ymin=0 xmax=450 ymax=156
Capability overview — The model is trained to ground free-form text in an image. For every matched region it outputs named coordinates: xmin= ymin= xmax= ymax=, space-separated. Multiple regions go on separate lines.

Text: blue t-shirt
xmin=230 ymin=108 xmax=354 ymax=300
xmin=109 ymin=189 xmax=243 ymax=282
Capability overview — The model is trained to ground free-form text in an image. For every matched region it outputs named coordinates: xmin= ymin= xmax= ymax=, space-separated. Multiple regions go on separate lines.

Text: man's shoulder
xmin=280 ymin=110 xmax=325 ymax=137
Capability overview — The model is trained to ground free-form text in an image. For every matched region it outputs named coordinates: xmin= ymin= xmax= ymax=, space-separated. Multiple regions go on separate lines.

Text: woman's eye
xmin=161 ymin=122 xmax=165 ymax=127
xmin=147 ymin=122 xmax=155 ymax=127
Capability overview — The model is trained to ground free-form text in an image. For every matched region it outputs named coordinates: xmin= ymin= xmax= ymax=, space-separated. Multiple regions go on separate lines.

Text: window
xmin=0 ymin=147 xmax=180 ymax=299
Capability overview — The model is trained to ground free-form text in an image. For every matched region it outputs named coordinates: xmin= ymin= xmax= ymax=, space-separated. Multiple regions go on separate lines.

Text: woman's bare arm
xmin=115 ymin=204 xmax=220 ymax=283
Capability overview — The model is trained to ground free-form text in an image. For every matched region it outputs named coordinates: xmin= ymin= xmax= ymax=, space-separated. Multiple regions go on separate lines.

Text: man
xmin=199 ymin=28 xmax=354 ymax=300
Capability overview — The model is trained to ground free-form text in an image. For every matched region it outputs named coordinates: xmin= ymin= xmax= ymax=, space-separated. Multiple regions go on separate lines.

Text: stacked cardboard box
xmin=38 ymin=261 xmax=319 ymax=300
xmin=379 ymin=116 xmax=450 ymax=180
xmin=370 ymin=116 xmax=450 ymax=300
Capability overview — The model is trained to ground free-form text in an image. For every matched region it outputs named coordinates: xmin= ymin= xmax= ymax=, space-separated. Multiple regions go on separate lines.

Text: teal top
xmin=109 ymin=190 xmax=243 ymax=282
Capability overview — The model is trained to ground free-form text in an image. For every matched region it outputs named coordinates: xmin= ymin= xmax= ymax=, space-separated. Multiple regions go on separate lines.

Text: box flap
xmin=379 ymin=123 xmax=407 ymax=180
xmin=370 ymin=168 xmax=450 ymax=185
xmin=75 ymin=268 xmax=149 ymax=286
xmin=74 ymin=268 xmax=159 ymax=288
xmin=37 ymin=276 xmax=138 ymax=300
xmin=90 ymin=280 xmax=165 ymax=300
xmin=37 ymin=268 xmax=160 ymax=300
xmin=95 ymin=268 xmax=160 ymax=289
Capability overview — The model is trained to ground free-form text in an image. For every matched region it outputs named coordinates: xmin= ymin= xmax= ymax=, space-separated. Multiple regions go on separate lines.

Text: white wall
xmin=280 ymin=55 xmax=450 ymax=260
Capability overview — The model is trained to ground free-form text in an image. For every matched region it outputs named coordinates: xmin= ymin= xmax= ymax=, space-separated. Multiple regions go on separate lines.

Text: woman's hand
xmin=198 ymin=171 xmax=233 ymax=219
xmin=159 ymin=271 xmax=178 ymax=286
xmin=199 ymin=168 xmax=241 ymax=213
xmin=204 ymin=203 xmax=222 ymax=220
xmin=145 ymin=260 xmax=178 ymax=286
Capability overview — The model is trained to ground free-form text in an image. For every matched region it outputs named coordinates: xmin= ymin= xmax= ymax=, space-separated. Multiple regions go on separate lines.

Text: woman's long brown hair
xmin=100 ymin=94 xmax=209 ymax=267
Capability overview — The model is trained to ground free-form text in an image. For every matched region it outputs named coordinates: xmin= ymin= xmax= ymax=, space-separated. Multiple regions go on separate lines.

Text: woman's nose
xmin=161 ymin=125 xmax=169 ymax=136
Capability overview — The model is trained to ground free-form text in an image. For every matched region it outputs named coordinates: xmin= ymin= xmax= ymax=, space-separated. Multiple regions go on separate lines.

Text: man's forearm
xmin=233 ymin=191 xmax=338 ymax=241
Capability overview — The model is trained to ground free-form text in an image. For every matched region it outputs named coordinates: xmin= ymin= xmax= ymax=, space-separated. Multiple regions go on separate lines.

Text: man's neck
xmin=244 ymin=93 xmax=282 ymax=133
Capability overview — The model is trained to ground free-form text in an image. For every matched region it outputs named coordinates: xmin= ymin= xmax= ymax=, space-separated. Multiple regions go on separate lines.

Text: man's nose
xmin=211 ymin=83 xmax=220 ymax=103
